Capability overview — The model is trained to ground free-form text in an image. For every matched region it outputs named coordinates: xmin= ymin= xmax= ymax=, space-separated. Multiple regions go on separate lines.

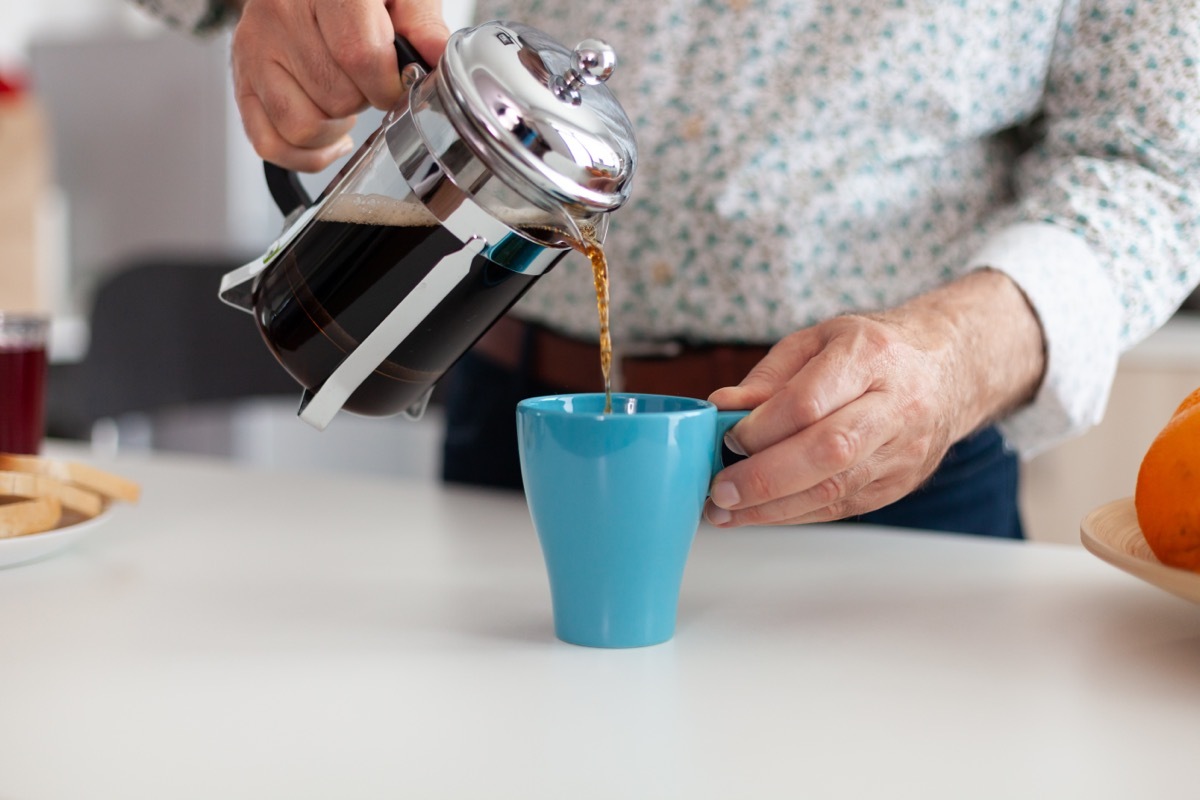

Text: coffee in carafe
xmin=218 ymin=22 xmax=637 ymax=430
xmin=255 ymin=193 xmax=548 ymax=417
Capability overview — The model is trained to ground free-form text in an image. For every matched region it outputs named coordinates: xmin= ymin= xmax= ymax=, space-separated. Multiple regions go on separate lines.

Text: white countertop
xmin=1 ymin=447 xmax=1198 ymax=799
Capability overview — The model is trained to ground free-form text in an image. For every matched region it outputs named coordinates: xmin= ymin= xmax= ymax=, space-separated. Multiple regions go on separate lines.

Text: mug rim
xmin=517 ymin=392 xmax=715 ymax=418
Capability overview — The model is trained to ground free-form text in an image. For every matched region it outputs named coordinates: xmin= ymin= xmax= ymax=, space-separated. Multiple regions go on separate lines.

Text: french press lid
xmin=437 ymin=21 xmax=638 ymax=213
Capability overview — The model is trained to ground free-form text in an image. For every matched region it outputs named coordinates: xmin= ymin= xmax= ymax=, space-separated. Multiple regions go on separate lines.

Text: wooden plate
xmin=1080 ymin=497 xmax=1200 ymax=604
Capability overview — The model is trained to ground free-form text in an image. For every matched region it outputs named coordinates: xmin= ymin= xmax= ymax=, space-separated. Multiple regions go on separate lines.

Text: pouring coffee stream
xmin=218 ymin=22 xmax=636 ymax=429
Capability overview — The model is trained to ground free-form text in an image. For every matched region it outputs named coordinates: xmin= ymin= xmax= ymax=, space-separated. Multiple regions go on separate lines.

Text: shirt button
xmin=726 ymin=0 xmax=750 ymax=11
xmin=682 ymin=115 xmax=705 ymax=141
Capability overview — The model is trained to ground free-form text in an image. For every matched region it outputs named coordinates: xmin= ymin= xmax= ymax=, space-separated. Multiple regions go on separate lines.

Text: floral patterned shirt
xmin=135 ymin=0 xmax=1200 ymax=455
xmin=478 ymin=0 xmax=1200 ymax=456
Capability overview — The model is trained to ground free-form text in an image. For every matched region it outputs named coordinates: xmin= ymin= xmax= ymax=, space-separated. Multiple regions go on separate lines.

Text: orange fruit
xmin=1135 ymin=399 xmax=1200 ymax=571
xmin=1173 ymin=386 xmax=1200 ymax=418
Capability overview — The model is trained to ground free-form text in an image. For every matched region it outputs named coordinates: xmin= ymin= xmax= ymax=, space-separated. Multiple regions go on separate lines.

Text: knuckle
xmin=257 ymin=84 xmax=292 ymax=125
xmin=231 ymin=10 xmax=275 ymax=53
xmin=823 ymin=501 xmax=849 ymax=521
xmin=301 ymin=60 xmax=357 ymax=116
xmin=902 ymin=380 xmax=937 ymax=414
xmin=868 ymin=319 xmax=899 ymax=348
xmin=773 ymin=383 xmax=824 ymax=431
xmin=269 ymin=107 xmax=328 ymax=147
xmin=333 ymin=38 xmax=379 ymax=76
xmin=899 ymin=435 xmax=933 ymax=467
xmin=322 ymin=91 xmax=363 ymax=120
xmin=789 ymin=392 xmax=825 ymax=429
xmin=744 ymin=361 xmax=790 ymax=393
xmin=817 ymin=428 xmax=859 ymax=473
xmin=860 ymin=322 xmax=905 ymax=365
xmin=282 ymin=118 xmax=327 ymax=148
xmin=767 ymin=333 xmax=809 ymax=367
xmin=742 ymin=467 xmax=776 ymax=506
xmin=811 ymin=474 xmax=845 ymax=507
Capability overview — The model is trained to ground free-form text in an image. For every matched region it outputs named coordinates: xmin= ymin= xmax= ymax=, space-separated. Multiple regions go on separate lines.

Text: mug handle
xmin=262 ymin=35 xmax=432 ymax=218
xmin=711 ymin=410 xmax=751 ymax=479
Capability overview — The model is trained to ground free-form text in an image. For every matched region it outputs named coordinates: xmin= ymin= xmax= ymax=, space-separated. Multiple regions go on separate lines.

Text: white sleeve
xmin=966 ymin=223 xmax=1120 ymax=457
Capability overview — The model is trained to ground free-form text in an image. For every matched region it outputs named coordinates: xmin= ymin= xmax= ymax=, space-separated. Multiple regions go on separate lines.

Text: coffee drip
xmin=575 ymin=228 xmax=613 ymax=414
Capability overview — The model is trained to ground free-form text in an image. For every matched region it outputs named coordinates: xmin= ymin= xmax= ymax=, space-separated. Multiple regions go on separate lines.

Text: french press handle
xmin=263 ymin=36 xmax=432 ymax=218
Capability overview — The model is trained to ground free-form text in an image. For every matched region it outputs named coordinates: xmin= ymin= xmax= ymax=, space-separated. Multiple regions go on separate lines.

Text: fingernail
xmin=706 ymin=505 xmax=732 ymax=525
xmin=711 ymin=480 xmax=740 ymax=509
xmin=335 ymin=137 xmax=354 ymax=157
xmin=723 ymin=433 xmax=746 ymax=457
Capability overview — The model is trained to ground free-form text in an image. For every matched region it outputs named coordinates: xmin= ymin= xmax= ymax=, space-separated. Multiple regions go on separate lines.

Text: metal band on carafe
xmin=391 ymin=73 xmax=575 ymax=276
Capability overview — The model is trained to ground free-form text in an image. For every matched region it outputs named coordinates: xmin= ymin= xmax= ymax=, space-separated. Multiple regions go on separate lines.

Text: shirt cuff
xmin=964 ymin=222 xmax=1121 ymax=458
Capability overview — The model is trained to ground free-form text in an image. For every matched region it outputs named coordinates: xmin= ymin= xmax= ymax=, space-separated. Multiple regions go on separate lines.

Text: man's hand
xmin=231 ymin=0 xmax=450 ymax=172
xmin=704 ymin=269 xmax=1046 ymax=527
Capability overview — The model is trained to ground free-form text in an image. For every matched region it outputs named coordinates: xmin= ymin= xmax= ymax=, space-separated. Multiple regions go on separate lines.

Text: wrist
xmin=886 ymin=269 xmax=1046 ymax=442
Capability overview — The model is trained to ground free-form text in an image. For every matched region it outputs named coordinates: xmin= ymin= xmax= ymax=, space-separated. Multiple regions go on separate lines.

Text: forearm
xmin=877 ymin=268 xmax=1046 ymax=445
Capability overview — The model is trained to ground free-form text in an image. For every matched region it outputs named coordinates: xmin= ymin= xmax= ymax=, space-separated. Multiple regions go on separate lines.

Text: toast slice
xmin=0 ymin=496 xmax=63 ymax=539
xmin=0 ymin=454 xmax=140 ymax=504
xmin=0 ymin=470 xmax=105 ymax=518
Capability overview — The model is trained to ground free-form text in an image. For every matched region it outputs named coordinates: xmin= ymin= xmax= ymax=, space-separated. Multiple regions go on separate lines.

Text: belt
xmin=471 ymin=315 xmax=773 ymax=399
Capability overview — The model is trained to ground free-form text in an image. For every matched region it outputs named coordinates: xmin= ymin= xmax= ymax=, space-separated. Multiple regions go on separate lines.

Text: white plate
xmin=0 ymin=506 xmax=118 ymax=569
xmin=1080 ymin=497 xmax=1200 ymax=605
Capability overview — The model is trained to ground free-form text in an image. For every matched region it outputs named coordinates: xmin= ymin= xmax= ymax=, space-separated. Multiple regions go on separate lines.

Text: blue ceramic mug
xmin=517 ymin=393 xmax=748 ymax=648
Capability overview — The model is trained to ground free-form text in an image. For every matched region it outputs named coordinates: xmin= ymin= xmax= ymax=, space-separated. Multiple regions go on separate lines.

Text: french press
xmin=219 ymin=21 xmax=637 ymax=430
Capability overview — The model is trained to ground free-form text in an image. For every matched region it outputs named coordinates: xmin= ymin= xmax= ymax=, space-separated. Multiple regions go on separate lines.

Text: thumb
xmin=707 ymin=368 xmax=783 ymax=411
xmin=388 ymin=0 xmax=452 ymax=66
xmin=707 ymin=334 xmax=819 ymax=410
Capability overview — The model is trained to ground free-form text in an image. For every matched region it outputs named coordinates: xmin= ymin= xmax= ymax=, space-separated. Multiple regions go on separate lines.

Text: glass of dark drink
xmin=0 ymin=313 xmax=49 ymax=455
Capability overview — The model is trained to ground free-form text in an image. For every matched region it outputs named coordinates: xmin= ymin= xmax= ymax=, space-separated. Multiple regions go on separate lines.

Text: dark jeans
xmin=440 ymin=350 xmax=1024 ymax=540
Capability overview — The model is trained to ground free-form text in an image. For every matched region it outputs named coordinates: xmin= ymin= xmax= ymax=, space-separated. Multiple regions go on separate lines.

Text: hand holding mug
xmin=705 ymin=269 xmax=1045 ymax=527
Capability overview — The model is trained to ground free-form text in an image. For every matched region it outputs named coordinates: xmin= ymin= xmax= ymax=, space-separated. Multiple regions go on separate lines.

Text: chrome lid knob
xmin=552 ymin=39 xmax=617 ymax=105
xmin=572 ymin=39 xmax=617 ymax=84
